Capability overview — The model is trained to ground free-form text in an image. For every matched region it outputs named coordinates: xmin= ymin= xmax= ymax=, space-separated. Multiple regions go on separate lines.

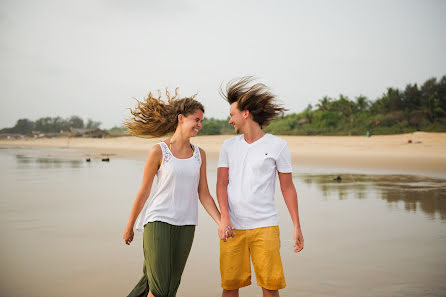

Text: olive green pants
xmin=127 ymin=221 xmax=195 ymax=297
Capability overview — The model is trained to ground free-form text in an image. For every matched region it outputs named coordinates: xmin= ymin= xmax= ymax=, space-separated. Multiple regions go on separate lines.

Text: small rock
xmin=333 ymin=176 xmax=342 ymax=182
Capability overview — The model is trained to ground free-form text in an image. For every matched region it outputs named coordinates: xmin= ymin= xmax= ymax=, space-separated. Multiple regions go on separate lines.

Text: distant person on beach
xmin=217 ymin=77 xmax=304 ymax=297
xmin=123 ymin=89 xmax=221 ymax=297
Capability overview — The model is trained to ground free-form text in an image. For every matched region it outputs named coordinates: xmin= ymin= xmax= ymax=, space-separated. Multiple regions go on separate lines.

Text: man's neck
xmin=242 ymin=123 xmax=265 ymax=144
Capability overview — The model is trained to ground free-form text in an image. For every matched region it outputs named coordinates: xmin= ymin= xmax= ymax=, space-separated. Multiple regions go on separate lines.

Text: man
xmin=217 ymin=77 xmax=304 ymax=297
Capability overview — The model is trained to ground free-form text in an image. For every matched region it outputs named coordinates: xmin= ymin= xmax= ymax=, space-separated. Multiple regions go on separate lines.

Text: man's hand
xmin=218 ymin=217 xmax=235 ymax=241
xmin=293 ymin=227 xmax=304 ymax=253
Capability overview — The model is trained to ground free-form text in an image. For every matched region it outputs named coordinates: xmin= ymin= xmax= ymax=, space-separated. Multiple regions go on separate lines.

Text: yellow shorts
xmin=220 ymin=226 xmax=286 ymax=290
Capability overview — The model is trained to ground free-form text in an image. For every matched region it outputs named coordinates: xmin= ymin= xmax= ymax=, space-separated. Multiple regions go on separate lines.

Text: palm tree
xmin=316 ymin=96 xmax=332 ymax=111
xmin=355 ymin=95 xmax=370 ymax=112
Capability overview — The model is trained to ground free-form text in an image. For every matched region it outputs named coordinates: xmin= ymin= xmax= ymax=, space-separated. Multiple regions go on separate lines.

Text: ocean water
xmin=0 ymin=146 xmax=445 ymax=297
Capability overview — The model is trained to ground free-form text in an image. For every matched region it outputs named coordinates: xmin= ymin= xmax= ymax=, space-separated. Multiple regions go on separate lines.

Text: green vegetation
xmin=198 ymin=75 xmax=446 ymax=136
xmin=265 ymin=75 xmax=446 ymax=135
xmin=2 ymin=75 xmax=445 ymax=136
xmin=200 ymin=117 xmax=234 ymax=135
xmin=0 ymin=116 xmax=101 ymax=135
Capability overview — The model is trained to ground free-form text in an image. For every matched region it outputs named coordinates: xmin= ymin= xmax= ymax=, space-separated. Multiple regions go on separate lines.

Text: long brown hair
xmin=221 ymin=76 xmax=287 ymax=127
xmin=125 ymin=88 xmax=204 ymax=137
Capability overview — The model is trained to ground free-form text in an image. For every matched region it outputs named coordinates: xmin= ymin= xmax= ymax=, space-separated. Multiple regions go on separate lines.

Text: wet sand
xmin=0 ymin=147 xmax=445 ymax=297
xmin=1 ymin=132 xmax=446 ymax=176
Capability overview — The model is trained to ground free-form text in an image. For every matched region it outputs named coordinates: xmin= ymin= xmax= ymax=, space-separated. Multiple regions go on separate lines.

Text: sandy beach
xmin=1 ymin=132 xmax=446 ymax=175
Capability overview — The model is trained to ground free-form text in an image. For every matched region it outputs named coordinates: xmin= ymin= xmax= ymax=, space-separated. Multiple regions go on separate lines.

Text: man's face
xmin=228 ymin=102 xmax=246 ymax=134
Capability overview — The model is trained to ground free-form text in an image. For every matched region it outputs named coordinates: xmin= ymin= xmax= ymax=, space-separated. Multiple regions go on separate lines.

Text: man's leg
xmin=220 ymin=230 xmax=251 ymax=291
xmin=261 ymin=287 xmax=279 ymax=297
xmin=222 ymin=289 xmax=239 ymax=297
xmin=250 ymin=227 xmax=286 ymax=291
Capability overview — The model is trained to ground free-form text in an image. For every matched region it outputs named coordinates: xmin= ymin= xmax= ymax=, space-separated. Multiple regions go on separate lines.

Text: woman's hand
xmin=123 ymin=227 xmax=134 ymax=245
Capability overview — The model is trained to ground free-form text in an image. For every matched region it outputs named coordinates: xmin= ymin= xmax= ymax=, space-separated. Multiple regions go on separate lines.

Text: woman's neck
xmin=170 ymin=130 xmax=191 ymax=149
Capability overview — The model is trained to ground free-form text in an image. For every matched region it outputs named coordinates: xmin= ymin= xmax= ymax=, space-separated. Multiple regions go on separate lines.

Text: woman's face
xmin=179 ymin=109 xmax=204 ymax=137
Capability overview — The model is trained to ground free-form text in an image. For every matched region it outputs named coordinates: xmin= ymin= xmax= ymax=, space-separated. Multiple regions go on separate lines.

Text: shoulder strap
xmin=193 ymin=145 xmax=201 ymax=163
xmin=159 ymin=142 xmax=172 ymax=164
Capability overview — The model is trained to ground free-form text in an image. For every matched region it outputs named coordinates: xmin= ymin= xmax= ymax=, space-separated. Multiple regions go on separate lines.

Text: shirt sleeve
xmin=276 ymin=143 xmax=293 ymax=173
xmin=217 ymin=141 xmax=229 ymax=168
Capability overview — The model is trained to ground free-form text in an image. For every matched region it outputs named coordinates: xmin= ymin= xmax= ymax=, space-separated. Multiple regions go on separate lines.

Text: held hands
xmin=293 ymin=226 xmax=304 ymax=253
xmin=123 ymin=227 xmax=134 ymax=245
xmin=218 ymin=217 xmax=235 ymax=242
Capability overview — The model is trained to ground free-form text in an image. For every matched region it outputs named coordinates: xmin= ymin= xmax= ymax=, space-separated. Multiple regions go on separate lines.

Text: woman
xmin=123 ymin=89 xmax=221 ymax=297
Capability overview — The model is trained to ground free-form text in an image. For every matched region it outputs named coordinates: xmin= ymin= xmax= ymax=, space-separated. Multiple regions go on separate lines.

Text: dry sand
xmin=1 ymin=132 xmax=446 ymax=175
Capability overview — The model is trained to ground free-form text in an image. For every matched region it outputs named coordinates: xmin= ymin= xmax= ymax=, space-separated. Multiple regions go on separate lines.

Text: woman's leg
xmin=127 ymin=263 xmax=150 ymax=297
xmin=140 ymin=222 xmax=195 ymax=297
xmin=143 ymin=222 xmax=173 ymax=297
xmin=168 ymin=225 xmax=195 ymax=296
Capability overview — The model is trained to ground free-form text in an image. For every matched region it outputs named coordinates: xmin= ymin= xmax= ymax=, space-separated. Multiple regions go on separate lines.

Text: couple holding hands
xmin=123 ymin=77 xmax=304 ymax=297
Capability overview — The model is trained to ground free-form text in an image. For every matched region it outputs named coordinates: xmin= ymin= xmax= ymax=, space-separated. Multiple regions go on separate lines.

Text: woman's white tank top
xmin=136 ymin=142 xmax=201 ymax=230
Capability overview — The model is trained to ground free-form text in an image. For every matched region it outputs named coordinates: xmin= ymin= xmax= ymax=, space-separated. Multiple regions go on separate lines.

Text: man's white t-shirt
xmin=217 ymin=133 xmax=293 ymax=230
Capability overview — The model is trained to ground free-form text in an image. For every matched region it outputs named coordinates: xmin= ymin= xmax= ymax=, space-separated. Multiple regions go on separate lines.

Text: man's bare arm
xmin=278 ymin=172 xmax=304 ymax=253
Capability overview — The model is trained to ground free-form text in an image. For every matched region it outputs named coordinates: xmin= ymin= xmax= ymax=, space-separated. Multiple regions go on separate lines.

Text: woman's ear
xmin=178 ymin=114 xmax=184 ymax=123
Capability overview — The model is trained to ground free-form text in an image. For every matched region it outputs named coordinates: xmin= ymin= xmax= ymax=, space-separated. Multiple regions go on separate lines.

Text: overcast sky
xmin=1 ymin=0 xmax=445 ymax=129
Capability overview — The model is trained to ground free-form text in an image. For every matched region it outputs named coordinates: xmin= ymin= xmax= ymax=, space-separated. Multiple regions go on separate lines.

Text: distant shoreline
xmin=1 ymin=132 xmax=446 ymax=177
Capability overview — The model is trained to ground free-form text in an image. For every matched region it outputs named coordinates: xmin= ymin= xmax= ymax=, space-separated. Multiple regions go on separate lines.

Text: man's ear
xmin=243 ymin=110 xmax=250 ymax=119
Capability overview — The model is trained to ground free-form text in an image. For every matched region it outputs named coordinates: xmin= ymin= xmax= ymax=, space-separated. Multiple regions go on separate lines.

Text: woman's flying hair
xmin=124 ymin=88 xmax=204 ymax=138
xmin=220 ymin=76 xmax=287 ymax=127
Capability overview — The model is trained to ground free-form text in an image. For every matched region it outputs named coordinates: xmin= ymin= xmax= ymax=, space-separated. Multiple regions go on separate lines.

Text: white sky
xmin=1 ymin=0 xmax=445 ymax=129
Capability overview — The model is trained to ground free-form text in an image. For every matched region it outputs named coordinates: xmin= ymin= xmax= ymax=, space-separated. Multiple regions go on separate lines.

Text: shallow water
xmin=0 ymin=147 xmax=445 ymax=297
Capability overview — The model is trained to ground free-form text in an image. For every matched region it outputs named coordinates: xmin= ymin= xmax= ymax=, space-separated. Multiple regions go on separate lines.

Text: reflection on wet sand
xmin=298 ymin=174 xmax=446 ymax=220
xmin=15 ymin=154 xmax=84 ymax=169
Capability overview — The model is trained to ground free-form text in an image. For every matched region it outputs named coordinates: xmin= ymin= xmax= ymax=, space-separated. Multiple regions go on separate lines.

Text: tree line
xmin=202 ymin=74 xmax=446 ymax=135
xmin=2 ymin=75 xmax=445 ymax=136
xmin=0 ymin=116 xmax=101 ymax=135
